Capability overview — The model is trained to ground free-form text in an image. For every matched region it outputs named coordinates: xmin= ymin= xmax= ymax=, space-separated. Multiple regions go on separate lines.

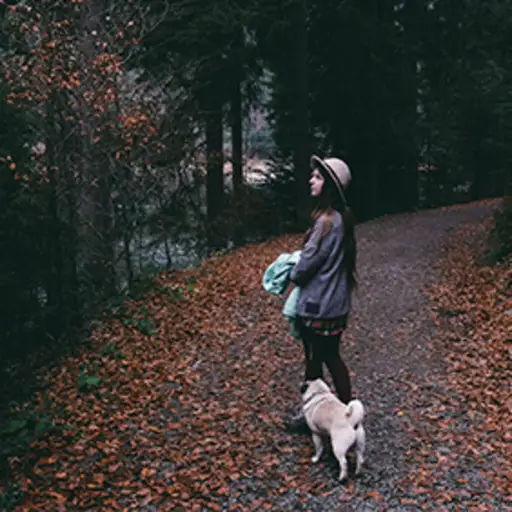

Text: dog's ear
xmin=300 ymin=382 xmax=309 ymax=394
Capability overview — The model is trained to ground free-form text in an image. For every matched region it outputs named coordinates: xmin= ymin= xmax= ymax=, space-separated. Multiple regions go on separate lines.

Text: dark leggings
xmin=299 ymin=321 xmax=352 ymax=404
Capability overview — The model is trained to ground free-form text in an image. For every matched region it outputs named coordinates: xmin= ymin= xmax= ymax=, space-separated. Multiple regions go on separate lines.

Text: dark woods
xmin=0 ymin=0 xmax=511 ymax=366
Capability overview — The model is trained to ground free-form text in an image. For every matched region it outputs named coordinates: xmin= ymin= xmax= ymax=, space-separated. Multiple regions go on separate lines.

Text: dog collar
xmin=303 ymin=390 xmax=329 ymax=411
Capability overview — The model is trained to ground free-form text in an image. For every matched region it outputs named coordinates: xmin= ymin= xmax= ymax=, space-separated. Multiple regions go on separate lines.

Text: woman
xmin=287 ymin=155 xmax=357 ymax=430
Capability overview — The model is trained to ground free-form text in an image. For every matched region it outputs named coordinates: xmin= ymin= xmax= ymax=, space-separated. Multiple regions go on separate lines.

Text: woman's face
xmin=309 ymin=168 xmax=325 ymax=197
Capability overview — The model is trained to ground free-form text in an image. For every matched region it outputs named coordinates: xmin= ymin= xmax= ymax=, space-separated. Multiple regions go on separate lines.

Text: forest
xmin=1 ymin=0 xmax=511 ymax=363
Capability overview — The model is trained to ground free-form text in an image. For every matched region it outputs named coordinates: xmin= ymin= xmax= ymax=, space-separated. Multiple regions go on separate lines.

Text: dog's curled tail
xmin=345 ymin=399 xmax=365 ymax=426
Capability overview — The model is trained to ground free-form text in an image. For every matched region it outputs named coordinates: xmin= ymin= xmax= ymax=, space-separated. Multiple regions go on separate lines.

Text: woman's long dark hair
xmin=303 ymin=168 xmax=357 ymax=292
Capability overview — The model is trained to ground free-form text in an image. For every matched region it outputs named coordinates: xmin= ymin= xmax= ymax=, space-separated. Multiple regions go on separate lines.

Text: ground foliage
xmin=399 ymin=218 xmax=511 ymax=510
xmin=2 ymin=234 xmax=315 ymax=511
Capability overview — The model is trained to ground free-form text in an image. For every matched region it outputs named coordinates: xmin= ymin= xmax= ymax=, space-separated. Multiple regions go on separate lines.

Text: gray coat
xmin=290 ymin=211 xmax=350 ymax=319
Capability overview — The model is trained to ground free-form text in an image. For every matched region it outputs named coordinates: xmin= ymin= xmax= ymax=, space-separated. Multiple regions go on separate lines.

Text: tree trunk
xmin=468 ymin=103 xmax=488 ymax=201
xmin=399 ymin=0 xmax=422 ymax=212
xmin=205 ymin=86 xmax=225 ymax=251
xmin=79 ymin=0 xmax=116 ymax=301
xmin=231 ymin=28 xmax=244 ymax=246
xmin=0 ymin=3 xmax=7 ymax=50
xmin=45 ymin=92 xmax=64 ymax=339
xmin=231 ymin=86 xmax=243 ymax=194
xmin=291 ymin=0 xmax=311 ymax=229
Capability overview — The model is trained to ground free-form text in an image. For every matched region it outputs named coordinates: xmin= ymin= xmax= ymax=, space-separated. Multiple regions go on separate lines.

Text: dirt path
xmin=314 ymin=201 xmax=502 ymax=511
xmin=219 ymin=201 xmax=502 ymax=511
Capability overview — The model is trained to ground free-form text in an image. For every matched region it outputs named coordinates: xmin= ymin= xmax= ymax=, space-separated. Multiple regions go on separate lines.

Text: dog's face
xmin=301 ymin=378 xmax=331 ymax=402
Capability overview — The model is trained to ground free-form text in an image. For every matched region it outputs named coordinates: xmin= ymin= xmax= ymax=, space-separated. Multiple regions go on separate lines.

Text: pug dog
xmin=301 ymin=378 xmax=366 ymax=481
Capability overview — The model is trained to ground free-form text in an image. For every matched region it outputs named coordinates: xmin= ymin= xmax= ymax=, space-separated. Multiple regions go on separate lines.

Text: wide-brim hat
xmin=311 ymin=155 xmax=351 ymax=206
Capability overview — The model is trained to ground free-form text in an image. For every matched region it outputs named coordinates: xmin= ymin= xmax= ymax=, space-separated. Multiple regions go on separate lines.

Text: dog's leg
xmin=332 ymin=435 xmax=352 ymax=482
xmin=337 ymin=455 xmax=348 ymax=482
xmin=354 ymin=426 xmax=366 ymax=475
xmin=311 ymin=433 xmax=324 ymax=463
